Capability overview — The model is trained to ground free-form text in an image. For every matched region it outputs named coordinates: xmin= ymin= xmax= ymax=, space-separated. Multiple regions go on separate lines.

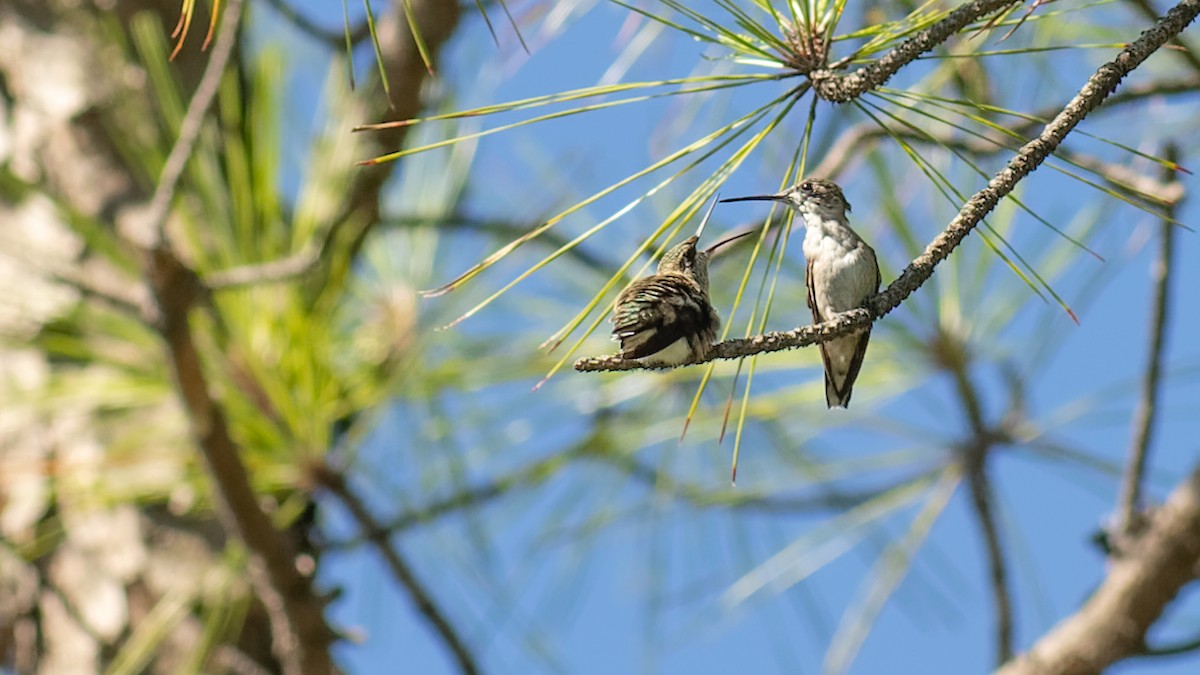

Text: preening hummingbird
xmin=612 ymin=197 xmax=752 ymax=366
xmin=721 ymin=178 xmax=880 ymax=408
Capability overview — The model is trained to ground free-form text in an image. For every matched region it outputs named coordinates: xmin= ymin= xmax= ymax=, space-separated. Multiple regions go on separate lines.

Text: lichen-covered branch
xmin=575 ymin=308 xmax=871 ymax=371
xmin=1125 ymin=0 xmax=1200 ymax=74
xmin=942 ymin=350 xmax=1016 ymax=666
xmin=809 ymin=0 xmax=1021 ymax=102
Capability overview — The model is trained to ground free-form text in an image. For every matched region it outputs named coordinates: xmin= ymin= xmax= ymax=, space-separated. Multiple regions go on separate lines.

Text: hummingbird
xmin=721 ymin=178 xmax=880 ymax=408
xmin=612 ymin=197 xmax=752 ymax=366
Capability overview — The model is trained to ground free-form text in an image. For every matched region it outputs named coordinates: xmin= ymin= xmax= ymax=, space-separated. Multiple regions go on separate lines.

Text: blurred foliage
xmin=1 ymin=0 xmax=1198 ymax=673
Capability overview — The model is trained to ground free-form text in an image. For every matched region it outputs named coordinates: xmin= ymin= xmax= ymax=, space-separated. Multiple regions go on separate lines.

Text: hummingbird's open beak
xmin=703 ymin=229 xmax=755 ymax=255
xmin=719 ymin=193 xmax=788 ymax=204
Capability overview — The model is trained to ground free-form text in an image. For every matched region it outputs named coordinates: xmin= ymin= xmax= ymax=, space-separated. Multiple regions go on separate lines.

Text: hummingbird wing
xmin=805 ymin=257 xmax=818 ymax=317
xmin=612 ymin=274 xmax=712 ymax=360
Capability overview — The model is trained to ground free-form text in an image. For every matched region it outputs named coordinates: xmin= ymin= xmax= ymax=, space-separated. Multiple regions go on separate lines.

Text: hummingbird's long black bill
xmin=703 ymin=229 xmax=755 ymax=255
xmin=693 ymin=193 xmax=721 ymax=240
xmin=719 ymin=193 xmax=788 ymax=204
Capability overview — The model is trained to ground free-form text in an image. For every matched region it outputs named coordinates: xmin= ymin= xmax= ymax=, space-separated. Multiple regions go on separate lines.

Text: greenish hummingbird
xmin=612 ymin=197 xmax=752 ymax=366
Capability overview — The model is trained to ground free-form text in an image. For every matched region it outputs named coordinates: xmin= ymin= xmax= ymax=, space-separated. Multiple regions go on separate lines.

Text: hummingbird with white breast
xmin=721 ymin=178 xmax=880 ymax=408
xmin=611 ymin=197 xmax=752 ymax=367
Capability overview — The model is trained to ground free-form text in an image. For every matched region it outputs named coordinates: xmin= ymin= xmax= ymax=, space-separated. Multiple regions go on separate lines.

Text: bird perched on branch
xmin=722 ymin=178 xmax=879 ymax=408
xmin=612 ymin=197 xmax=751 ymax=367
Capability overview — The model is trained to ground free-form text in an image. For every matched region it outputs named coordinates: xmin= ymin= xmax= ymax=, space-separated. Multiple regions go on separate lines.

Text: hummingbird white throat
xmin=721 ymin=178 xmax=880 ymax=408
xmin=611 ymin=198 xmax=753 ymax=367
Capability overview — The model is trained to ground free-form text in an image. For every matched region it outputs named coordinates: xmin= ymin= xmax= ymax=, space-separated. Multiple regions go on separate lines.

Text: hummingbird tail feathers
xmin=819 ymin=328 xmax=872 ymax=409
xmin=824 ymin=371 xmax=853 ymax=408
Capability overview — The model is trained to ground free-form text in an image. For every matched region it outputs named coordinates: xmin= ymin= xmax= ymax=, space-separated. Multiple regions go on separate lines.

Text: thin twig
xmin=810 ymin=0 xmax=1022 ymax=102
xmin=322 ymin=450 xmax=572 ymax=550
xmin=313 ymin=464 xmax=482 ymax=675
xmin=951 ymin=360 xmax=1015 ymax=665
xmin=40 ymin=265 xmax=148 ymax=319
xmin=809 ymin=121 xmax=1181 ymax=207
xmin=576 ymin=0 xmax=1200 ymax=373
xmin=1106 ymin=74 xmax=1200 ymax=105
xmin=1116 ymin=145 xmax=1184 ymax=536
xmin=261 ymin=0 xmax=371 ymax=47
xmin=321 ymin=434 xmax=919 ymax=552
xmin=1064 ymin=151 xmax=1185 ymax=207
xmin=587 ymin=448 xmax=932 ymax=516
xmin=209 ymin=211 xmax=623 ymax=290
xmin=387 ymin=214 xmax=618 ymax=273
xmin=964 ymin=420 xmax=1012 ymax=662
xmin=207 ymin=246 xmax=321 ymax=289
xmin=144 ymin=0 xmax=244 ymax=247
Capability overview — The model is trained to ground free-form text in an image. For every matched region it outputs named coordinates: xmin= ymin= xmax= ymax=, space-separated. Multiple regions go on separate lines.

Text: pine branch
xmin=995 ymin=464 xmax=1200 ymax=675
xmin=810 ymin=0 xmax=1022 ymax=102
xmin=146 ymin=245 xmax=336 ymax=675
xmin=138 ymin=3 xmax=337 ymax=672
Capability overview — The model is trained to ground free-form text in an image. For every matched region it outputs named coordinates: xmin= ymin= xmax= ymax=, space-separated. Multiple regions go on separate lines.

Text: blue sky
xmin=253 ymin=2 xmax=1200 ymax=673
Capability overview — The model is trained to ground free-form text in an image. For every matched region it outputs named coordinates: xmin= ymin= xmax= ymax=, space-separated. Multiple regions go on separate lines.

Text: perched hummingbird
xmin=612 ymin=198 xmax=752 ymax=366
xmin=721 ymin=178 xmax=880 ymax=408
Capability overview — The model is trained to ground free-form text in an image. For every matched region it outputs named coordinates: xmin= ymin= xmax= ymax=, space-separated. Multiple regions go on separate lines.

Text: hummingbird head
xmin=721 ymin=177 xmax=852 ymax=221
xmin=658 ymin=235 xmax=711 ymax=291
